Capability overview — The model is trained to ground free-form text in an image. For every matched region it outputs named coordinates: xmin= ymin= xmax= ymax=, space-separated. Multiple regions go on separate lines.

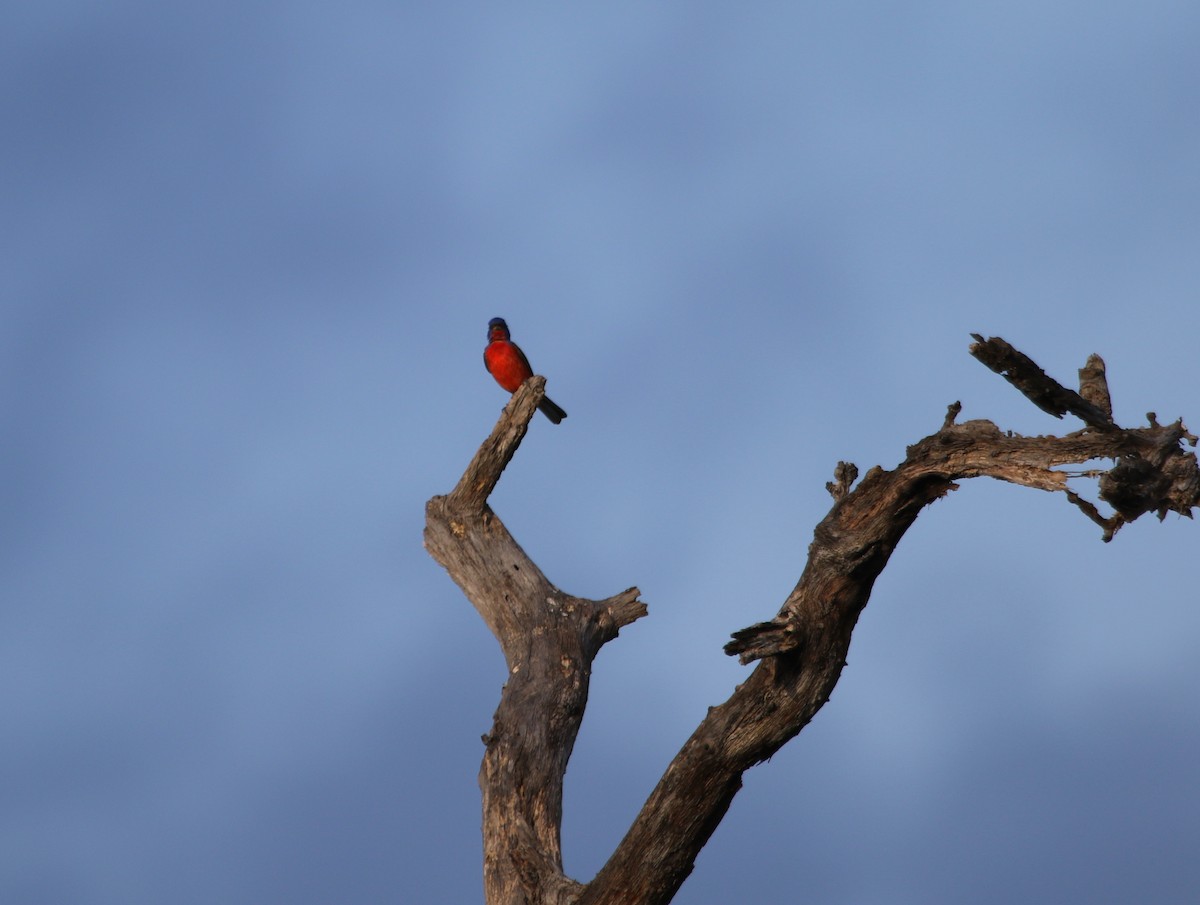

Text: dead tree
xmin=423 ymin=336 xmax=1199 ymax=905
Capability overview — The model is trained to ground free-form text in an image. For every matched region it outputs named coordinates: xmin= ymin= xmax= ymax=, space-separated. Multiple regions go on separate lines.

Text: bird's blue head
xmin=487 ymin=317 xmax=510 ymax=341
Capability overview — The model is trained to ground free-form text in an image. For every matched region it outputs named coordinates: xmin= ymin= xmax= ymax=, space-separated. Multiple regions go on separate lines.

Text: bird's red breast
xmin=484 ymin=339 xmax=534 ymax=393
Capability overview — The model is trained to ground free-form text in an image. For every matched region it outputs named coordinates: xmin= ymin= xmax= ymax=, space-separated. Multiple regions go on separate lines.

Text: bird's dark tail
xmin=538 ymin=397 xmax=567 ymax=424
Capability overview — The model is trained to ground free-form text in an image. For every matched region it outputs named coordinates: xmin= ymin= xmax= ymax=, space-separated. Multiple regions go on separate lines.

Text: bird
xmin=483 ymin=317 xmax=567 ymax=424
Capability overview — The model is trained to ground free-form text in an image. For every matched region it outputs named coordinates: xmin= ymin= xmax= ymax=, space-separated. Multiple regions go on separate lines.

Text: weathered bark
xmin=423 ymin=340 xmax=1199 ymax=905
xmin=424 ymin=377 xmax=646 ymax=905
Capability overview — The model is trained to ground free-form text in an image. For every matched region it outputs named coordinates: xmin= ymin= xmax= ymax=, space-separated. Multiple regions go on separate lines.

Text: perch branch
xmin=448 ymin=377 xmax=547 ymax=514
xmin=425 ymin=377 xmax=647 ymax=905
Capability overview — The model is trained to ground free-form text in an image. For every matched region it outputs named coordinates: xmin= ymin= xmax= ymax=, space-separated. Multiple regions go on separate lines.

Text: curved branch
xmin=576 ymin=341 xmax=1199 ymax=905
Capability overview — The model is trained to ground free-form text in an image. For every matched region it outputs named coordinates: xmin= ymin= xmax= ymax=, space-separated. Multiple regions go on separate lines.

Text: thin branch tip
xmin=445 ymin=378 xmax=546 ymax=512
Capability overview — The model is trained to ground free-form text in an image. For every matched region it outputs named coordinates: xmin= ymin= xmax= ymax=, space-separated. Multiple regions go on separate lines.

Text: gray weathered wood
xmin=425 ymin=378 xmax=645 ymax=904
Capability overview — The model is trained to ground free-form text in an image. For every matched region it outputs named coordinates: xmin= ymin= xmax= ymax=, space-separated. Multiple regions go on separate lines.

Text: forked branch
xmin=425 ymin=377 xmax=646 ymax=905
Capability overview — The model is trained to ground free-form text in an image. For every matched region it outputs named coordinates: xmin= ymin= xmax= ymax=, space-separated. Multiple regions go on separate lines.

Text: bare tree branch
xmin=968 ymin=333 xmax=1117 ymax=430
xmin=425 ymin=376 xmax=647 ymax=905
xmin=425 ymin=340 xmax=1198 ymax=905
xmin=448 ymin=376 xmax=546 ymax=516
xmin=577 ymin=342 xmax=1197 ymax=905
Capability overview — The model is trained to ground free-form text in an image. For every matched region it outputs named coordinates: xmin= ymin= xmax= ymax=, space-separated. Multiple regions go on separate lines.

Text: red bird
xmin=483 ymin=317 xmax=567 ymax=424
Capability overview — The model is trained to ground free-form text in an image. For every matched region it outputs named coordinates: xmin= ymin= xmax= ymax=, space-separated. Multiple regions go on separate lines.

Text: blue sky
xmin=3 ymin=3 xmax=1199 ymax=903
